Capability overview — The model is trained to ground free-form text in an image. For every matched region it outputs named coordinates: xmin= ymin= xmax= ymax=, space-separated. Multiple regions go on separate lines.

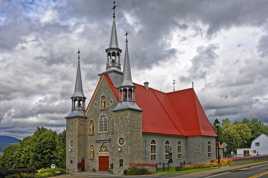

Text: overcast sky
xmin=1 ymin=0 xmax=268 ymax=139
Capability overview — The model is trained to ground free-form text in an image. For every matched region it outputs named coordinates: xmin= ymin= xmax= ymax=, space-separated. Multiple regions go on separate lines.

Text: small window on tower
xmin=90 ymin=145 xmax=94 ymax=160
xmin=100 ymin=96 xmax=106 ymax=110
xmin=119 ymin=159 xmax=123 ymax=168
xmin=111 ymin=52 xmax=116 ymax=64
xmin=89 ymin=120 xmax=94 ymax=136
xmin=123 ymin=89 xmax=127 ymax=101
xmin=127 ymin=88 xmax=132 ymax=101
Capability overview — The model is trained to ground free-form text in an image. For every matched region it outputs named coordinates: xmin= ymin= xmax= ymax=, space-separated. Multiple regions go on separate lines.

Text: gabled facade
xmin=65 ymin=3 xmax=216 ymax=175
xmin=251 ymin=134 xmax=268 ymax=155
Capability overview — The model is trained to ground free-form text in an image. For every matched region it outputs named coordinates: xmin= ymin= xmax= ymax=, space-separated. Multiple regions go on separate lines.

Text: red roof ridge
xmin=134 ymin=82 xmax=166 ymax=94
xmin=134 ymin=82 xmax=194 ymax=95
xmin=192 ymin=92 xmax=216 ymax=136
xmin=192 ymin=91 xmax=201 ymax=134
xmin=98 ymin=73 xmax=216 ymax=137
xmin=167 ymin=88 xmax=194 ymax=95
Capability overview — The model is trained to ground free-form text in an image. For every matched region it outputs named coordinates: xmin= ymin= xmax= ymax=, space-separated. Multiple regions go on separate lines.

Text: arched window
xmin=177 ymin=141 xmax=182 ymax=159
xmin=208 ymin=141 xmax=212 ymax=157
xmin=123 ymin=89 xmax=127 ymax=101
xmin=90 ymin=145 xmax=94 ymax=160
xmin=111 ymin=52 xmax=116 ymax=64
xmin=100 ymin=96 xmax=107 ymax=110
xmin=99 ymin=114 xmax=108 ymax=132
xmin=165 ymin=141 xmax=172 ymax=159
xmin=119 ymin=159 xmax=123 ymax=168
xmin=127 ymin=88 xmax=132 ymax=101
xmin=89 ymin=120 xmax=94 ymax=136
xmin=150 ymin=140 xmax=156 ymax=160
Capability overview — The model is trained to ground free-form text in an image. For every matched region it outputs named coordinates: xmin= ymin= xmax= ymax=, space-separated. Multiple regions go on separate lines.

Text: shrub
xmin=125 ymin=167 xmax=150 ymax=175
xmin=5 ymin=173 xmax=35 ymax=178
xmin=35 ymin=168 xmax=65 ymax=178
xmin=210 ymin=159 xmax=232 ymax=166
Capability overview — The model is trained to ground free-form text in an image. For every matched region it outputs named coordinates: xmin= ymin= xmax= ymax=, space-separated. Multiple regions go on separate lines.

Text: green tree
xmin=219 ymin=120 xmax=252 ymax=154
xmin=0 ymin=127 xmax=66 ymax=170
xmin=0 ymin=144 xmax=20 ymax=168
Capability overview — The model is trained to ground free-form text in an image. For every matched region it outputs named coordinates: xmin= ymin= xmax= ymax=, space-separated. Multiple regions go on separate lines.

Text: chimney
xmin=144 ymin=81 xmax=149 ymax=89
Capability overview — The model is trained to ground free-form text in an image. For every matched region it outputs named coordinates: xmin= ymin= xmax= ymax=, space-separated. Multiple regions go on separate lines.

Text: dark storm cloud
xmin=190 ymin=44 xmax=219 ymax=79
xmin=1 ymin=0 xmax=268 ymax=137
xmin=258 ymin=35 xmax=268 ymax=57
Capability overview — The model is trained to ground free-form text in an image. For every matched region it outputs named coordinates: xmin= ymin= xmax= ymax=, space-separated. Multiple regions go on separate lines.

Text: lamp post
xmin=214 ymin=119 xmax=221 ymax=166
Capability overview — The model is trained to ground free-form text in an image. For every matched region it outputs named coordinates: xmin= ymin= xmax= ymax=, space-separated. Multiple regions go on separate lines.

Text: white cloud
xmin=40 ymin=8 xmax=59 ymax=25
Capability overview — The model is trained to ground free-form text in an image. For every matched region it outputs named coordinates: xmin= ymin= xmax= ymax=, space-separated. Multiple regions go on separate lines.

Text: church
xmin=65 ymin=3 xmax=216 ymax=175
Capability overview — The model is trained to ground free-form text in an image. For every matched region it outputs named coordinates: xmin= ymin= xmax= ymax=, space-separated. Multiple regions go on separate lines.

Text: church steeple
xmin=105 ymin=0 xmax=122 ymax=72
xmin=113 ymin=33 xmax=141 ymax=111
xmin=67 ymin=50 xmax=86 ymax=118
xmin=109 ymin=3 xmax=119 ymax=49
xmin=73 ymin=50 xmax=85 ymax=98
xmin=121 ymin=32 xmax=134 ymax=87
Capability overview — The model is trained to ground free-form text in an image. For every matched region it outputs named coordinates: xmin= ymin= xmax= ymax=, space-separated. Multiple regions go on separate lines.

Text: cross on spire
xmin=112 ymin=0 xmax=117 ymax=18
xmin=125 ymin=32 xmax=128 ymax=43
xmin=77 ymin=49 xmax=80 ymax=61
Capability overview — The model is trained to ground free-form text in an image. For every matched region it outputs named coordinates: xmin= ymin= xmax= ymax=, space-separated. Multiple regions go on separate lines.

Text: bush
xmin=5 ymin=173 xmax=35 ymax=178
xmin=125 ymin=167 xmax=151 ymax=175
xmin=210 ymin=159 xmax=232 ymax=166
xmin=35 ymin=168 xmax=65 ymax=178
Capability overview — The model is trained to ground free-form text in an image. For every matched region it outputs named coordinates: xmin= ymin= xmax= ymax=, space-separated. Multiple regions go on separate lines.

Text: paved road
xmin=176 ymin=163 xmax=268 ymax=178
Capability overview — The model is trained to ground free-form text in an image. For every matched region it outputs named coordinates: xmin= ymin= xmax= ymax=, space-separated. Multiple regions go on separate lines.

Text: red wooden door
xmin=99 ymin=156 xmax=109 ymax=171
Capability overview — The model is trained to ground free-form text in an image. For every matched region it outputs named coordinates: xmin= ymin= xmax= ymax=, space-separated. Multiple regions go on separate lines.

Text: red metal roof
xmin=100 ymin=74 xmax=216 ymax=137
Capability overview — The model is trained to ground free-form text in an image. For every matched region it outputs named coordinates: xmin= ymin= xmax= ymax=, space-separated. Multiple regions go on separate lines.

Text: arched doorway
xmin=98 ymin=144 xmax=109 ymax=171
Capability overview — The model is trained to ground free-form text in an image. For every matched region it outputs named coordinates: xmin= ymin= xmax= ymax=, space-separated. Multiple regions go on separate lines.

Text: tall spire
xmin=113 ymin=33 xmax=141 ymax=112
xmin=67 ymin=49 xmax=86 ymax=119
xmin=105 ymin=0 xmax=122 ymax=72
xmin=109 ymin=0 xmax=119 ymax=48
xmin=121 ymin=32 xmax=134 ymax=87
xmin=72 ymin=49 xmax=85 ymax=97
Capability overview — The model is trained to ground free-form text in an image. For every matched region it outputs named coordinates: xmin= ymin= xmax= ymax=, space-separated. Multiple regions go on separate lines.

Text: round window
xmin=118 ymin=138 xmax=125 ymax=145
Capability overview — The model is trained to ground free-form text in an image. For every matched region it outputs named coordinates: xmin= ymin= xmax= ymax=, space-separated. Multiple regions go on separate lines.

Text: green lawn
xmin=156 ymin=167 xmax=218 ymax=176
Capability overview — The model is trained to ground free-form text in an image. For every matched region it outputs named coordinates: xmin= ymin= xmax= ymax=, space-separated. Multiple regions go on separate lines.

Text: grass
xmin=156 ymin=166 xmax=218 ymax=176
xmin=156 ymin=159 xmax=268 ymax=176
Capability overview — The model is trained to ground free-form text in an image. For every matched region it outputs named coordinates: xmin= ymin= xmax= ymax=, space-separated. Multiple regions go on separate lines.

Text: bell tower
xmin=105 ymin=0 xmax=122 ymax=71
xmin=112 ymin=33 xmax=143 ymax=175
xmin=102 ymin=1 xmax=123 ymax=87
xmin=114 ymin=32 xmax=141 ymax=110
xmin=66 ymin=50 xmax=87 ymax=173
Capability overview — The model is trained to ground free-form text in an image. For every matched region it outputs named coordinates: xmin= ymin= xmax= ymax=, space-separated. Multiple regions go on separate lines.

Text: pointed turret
xmin=109 ymin=13 xmax=119 ymax=48
xmin=121 ymin=32 xmax=134 ymax=87
xmin=72 ymin=50 xmax=85 ymax=97
xmin=113 ymin=33 xmax=141 ymax=112
xmin=66 ymin=50 xmax=86 ymax=118
xmin=105 ymin=0 xmax=122 ymax=72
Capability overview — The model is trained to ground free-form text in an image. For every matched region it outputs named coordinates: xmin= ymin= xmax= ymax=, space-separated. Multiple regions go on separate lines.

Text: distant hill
xmin=0 ymin=136 xmax=20 ymax=153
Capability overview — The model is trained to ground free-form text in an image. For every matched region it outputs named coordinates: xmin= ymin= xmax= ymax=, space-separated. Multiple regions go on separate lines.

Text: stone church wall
xmin=143 ymin=134 xmax=216 ymax=167
xmin=143 ymin=134 xmax=186 ymax=167
xmin=186 ymin=136 xmax=216 ymax=164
